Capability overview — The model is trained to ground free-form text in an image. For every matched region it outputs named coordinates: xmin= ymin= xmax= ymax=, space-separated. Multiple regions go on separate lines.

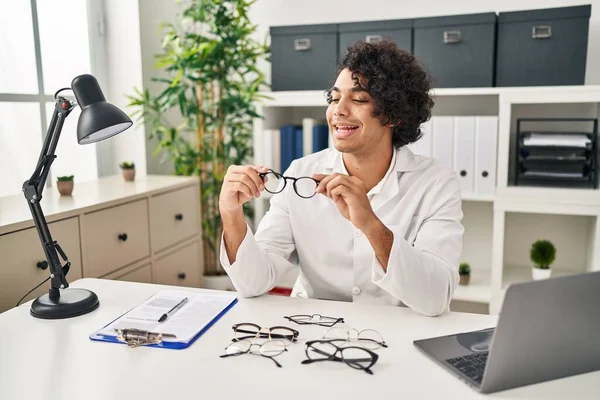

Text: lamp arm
xmin=22 ymin=97 xmax=75 ymax=301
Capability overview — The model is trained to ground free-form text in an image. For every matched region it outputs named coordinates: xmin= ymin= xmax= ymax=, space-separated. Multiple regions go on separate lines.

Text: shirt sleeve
xmin=371 ymin=172 xmax=463 ymax=317
xmin=219 ymin=163 xmax=298 ymax=297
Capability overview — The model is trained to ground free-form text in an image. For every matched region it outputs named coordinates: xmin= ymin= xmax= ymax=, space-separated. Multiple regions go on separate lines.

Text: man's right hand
xmin=219 ymin=165 xmax=269 ymax=214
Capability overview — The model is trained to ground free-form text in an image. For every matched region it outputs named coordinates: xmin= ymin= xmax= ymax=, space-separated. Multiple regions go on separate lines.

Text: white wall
xmin=100 ymin=0 xmax=147 ymax=178
xmin=249 ymin=0 xmax=600 ymax=85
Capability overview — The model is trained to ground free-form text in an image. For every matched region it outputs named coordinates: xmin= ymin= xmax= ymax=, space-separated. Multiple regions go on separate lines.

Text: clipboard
xmin=89 ymin=290 xmax=238 ymax=350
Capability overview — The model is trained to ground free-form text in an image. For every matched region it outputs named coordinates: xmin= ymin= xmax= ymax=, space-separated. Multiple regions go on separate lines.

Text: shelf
xmin=501 ymin=265 xmax=585 ymax=294
xmin=496 ymin=186 xmax=600 ymax=212
xmin=461 ymin=194 xmax=495 ymax=202
xmin=453 ymin=269 xmax=491 ymax=303
xmin=258 ymin=85 xmax=600 ymax=108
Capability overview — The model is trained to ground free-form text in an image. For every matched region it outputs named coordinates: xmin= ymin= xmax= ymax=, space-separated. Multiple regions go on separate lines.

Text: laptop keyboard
xmin=445 ymin=352 xmax=488 ymax=384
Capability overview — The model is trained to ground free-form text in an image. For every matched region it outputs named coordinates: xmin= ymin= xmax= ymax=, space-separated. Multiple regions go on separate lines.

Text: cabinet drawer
xmin=0 ymin=217 xmax=82 ymax=313
xmin=115 ymin=263 xmax=152 ymax=284
xmin=84 ymin=199 xmax=150 ymax=277
xmin=154 ymin=241 xmax=201 ymax=288
xmin=150 ymin=185 xmax=199 ymax=252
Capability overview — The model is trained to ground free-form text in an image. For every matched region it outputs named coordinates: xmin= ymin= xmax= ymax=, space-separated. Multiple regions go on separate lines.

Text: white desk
xmin=0 ymin=279 xmax=598 ymax=400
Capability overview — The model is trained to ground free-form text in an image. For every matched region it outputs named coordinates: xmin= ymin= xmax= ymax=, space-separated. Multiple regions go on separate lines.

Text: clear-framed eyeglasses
xmin=284 ymin=314 xmax=345 ymax=327
xmin=322 ymin=327 xmax=388 ymax=350
xmin=220 ymin=339 xmax=288 ymax=368
xmin=232 ymin=323 xmax=299 ymax=345
xmin=259 ymin=169 xmax=320 ymax=199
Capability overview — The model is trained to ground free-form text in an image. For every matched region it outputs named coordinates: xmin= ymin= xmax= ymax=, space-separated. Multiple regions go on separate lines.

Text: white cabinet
xmin=0 ymin=175 xmax=203 ymax=313
xmin=0 ymin=217 xmax=82 ymax=311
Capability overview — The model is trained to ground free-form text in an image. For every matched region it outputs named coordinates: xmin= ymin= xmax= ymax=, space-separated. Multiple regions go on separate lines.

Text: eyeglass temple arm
xmin=261 ymin=354 xmax=282 ymax=368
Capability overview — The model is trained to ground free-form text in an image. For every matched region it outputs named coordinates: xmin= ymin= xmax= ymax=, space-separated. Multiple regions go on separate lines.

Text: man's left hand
xmin=313 ymin=173 xmax=378 ymax=232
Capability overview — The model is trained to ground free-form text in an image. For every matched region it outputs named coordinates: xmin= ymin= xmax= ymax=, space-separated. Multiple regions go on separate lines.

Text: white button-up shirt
xmin=220 ymin=146 xmax=464 ymax=316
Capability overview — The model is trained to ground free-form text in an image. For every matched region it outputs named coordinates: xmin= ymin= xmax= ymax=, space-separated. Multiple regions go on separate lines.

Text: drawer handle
xmin=175 ymin=213 xmax=184 ymax=221
xmin=365 ymin=35 xmax=382 ymax=44
xmin=294 ymin=38 xmax=311 ymax=51
xmin=443 ymin=30 xmax=461 ymax=44
xmin=37 ymin=260 xmax=49 ymax=270
xmin=482 ymin=170 xmax=489 ymax=178
xmin=460 ymin=170 xmax=467 ymax=177
xmin=532 ymin=25 xmax=551 ymax=39
xmin=118 ymin=233 xmax=128 ymax=242
xmin=177 ymin=272 xmax=186 ymax=280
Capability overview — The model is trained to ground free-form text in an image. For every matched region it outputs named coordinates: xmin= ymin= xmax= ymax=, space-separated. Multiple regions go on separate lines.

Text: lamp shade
xmin=71 ymin=74 xmax=132 ymax=144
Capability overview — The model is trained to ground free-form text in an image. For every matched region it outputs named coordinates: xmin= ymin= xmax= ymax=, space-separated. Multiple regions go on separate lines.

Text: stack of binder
xmin=279 ymin=119 xmax=329 ymax=173
xmin=515 ymin=118 xmax=599 ymax=189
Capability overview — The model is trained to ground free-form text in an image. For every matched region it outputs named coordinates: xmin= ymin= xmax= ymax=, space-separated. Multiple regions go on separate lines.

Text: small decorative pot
xmin=122 ymin=168 xmax=135 ymax=182
xmin=57 ymin=181 xmax=74 ymax=196
xmin=459 ymin=274 xmax=470 ymax=285
xmin=532 ymin=267 xmax=551 ymax=280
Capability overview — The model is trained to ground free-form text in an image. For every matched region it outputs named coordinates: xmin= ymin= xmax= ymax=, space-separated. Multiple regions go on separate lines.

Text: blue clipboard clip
xmin=115 ymin=328 xmax=178 ymax=348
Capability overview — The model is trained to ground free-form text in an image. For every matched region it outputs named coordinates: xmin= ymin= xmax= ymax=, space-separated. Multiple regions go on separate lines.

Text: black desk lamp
xmin=22 ymin=74 xmax=132 ymax=319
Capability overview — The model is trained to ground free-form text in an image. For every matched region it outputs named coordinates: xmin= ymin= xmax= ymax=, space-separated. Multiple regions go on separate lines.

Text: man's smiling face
xmin=326 ymin=68 xmax=392 ymax=156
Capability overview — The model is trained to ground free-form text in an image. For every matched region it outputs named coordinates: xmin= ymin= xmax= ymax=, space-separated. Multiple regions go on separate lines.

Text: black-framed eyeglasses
xmin=220 ymin=339 xmax=288 ymax=368
xmin=232 ymin=323 xmax=299 ymax=345
xmin=284 ymin=314 xmax=345 ymax=327
xmin=301 ymin=339 xmax=379 ymax=375
xmin=259 ymin=169 xmax=320 ymax=199
xmin=322 ymin=327 xmax=388 ymax=350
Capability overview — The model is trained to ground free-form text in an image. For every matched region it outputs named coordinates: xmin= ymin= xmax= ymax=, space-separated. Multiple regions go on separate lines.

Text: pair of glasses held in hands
xmin=259 ymin=169 xmax=320 ymax=199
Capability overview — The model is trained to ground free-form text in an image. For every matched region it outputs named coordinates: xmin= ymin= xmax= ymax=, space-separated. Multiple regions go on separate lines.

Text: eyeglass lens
xmin=263 ymin=172 xmax=284 ymax=194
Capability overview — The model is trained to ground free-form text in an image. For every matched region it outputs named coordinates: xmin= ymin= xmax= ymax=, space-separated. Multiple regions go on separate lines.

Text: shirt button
xmin=354 ymin=230 xmax=362 ymax=237
xmin=352 ymin=287 xmax=361 ymax=296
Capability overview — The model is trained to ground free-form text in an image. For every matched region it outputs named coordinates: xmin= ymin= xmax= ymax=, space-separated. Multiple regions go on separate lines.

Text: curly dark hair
xmin=326 ymin=40 xmax=434 ymax=149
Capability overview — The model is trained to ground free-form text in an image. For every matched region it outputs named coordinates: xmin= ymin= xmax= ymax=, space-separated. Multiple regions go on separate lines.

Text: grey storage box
xmin=338 ymin=19 xmax=412 ymax=55
xmin=496 ymin=5 xmax=591 ymax=87
xmin=413 ymin=13 xmax=497 ymax=88
xmin=270 ymin=24 xmax=338 ymax=91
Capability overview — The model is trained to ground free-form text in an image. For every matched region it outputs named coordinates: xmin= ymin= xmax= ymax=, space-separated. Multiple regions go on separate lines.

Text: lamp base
xmin=30 ymin=288 xmax=99 ymax=319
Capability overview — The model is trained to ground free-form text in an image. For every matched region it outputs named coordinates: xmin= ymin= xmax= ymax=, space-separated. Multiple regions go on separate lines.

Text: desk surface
xmin=0 ymin=279 xmax=598 ymax=400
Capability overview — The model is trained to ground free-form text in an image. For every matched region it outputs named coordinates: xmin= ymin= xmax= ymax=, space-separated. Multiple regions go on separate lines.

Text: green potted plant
xmin=119 ymin=161 xmax=136 ymax=182
xmin=530 ymin=239 xmax=556 ymax=280
xmin=459 ymin=263 xmax=471 ymax=285
xmin=56 ymin=175 xmax=74 ymax=196
xmin=127 ymin=0 xmax=270 ymax=290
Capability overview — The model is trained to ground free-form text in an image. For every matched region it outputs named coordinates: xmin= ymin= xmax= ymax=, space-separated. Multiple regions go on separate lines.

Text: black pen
xmin=158 ymin=297 xmax=189 ymax=323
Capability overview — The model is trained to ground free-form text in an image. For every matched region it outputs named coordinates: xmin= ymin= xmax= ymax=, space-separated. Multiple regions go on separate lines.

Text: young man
xmin=218 ymin=41 xmax=464 ymax=317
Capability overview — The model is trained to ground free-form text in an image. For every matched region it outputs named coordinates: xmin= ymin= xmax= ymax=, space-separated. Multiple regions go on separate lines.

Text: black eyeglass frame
xmin=231 ymin=322 xmax=299 ymax=343
xmin=301 ymin=339 xmax=379 ymax=375
xmin=259 ymin=169 xmax=321 ymax=199
xmin=284 ymin=314 xmax=345 ymax=327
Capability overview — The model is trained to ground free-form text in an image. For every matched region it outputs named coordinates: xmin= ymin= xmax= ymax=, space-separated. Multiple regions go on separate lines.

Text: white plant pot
xmin=532 ymin=267 xmax=551 ymax=280
xmin=202 ymin=274 xmax=235 ymax=291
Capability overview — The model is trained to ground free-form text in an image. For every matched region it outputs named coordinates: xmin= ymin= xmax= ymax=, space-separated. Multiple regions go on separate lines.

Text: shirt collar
xmin=322 ymin=146 xmax=420 ymax=211
xmin=323 ymin=145 xmax=419 ymax=175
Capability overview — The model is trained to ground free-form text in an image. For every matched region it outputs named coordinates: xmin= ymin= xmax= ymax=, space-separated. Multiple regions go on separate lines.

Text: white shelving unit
xmin=252 ymin=85 xmax=600 ymax=315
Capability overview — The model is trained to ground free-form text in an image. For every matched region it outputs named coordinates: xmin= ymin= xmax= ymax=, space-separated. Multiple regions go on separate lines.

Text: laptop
xmin=413 ymin=271 xmax=600 ymax=394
